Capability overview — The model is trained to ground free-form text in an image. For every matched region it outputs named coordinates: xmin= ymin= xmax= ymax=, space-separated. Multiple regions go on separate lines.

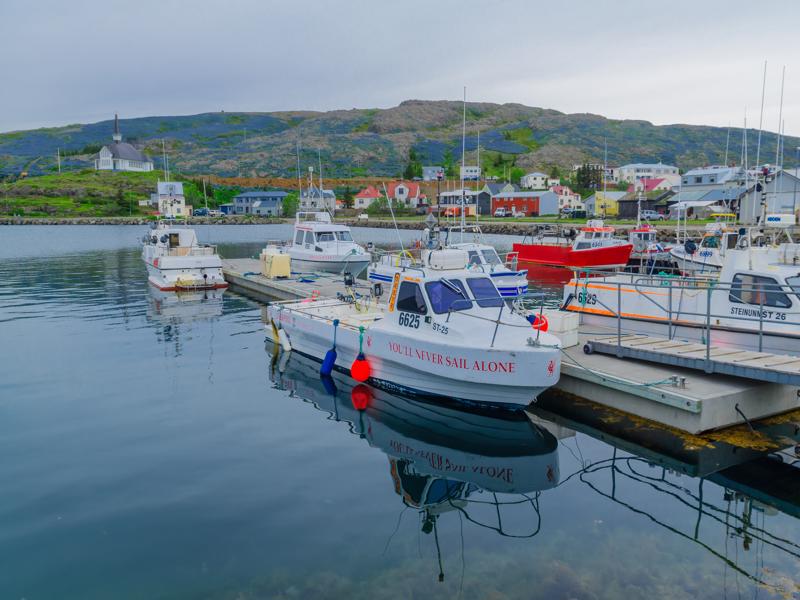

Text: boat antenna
xmin=382 ymin=182 xmax=405 ymax=253
xmin=775 ymin=65 xmax=786 ymax=168
xmin=460 ymin=86 xmax=467 ymax=241
xmin=753 ymin=61 xmax=767 ymax=223
xmin=161 ymin=139 xmax=169 ymax=180
xmin=318 ymin=148 xmax=331 ymax=217
xmin=296 ymin=139 xmax=302 ymax=200
xmin=724 ymin=123 xmax=731 ymax=165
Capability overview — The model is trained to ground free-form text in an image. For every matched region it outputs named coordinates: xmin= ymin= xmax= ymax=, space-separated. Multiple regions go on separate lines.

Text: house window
xmin=729 ymin=274 xmax=791 ymax=308
xmin=694 ymin=177 xmax=702 ymax=184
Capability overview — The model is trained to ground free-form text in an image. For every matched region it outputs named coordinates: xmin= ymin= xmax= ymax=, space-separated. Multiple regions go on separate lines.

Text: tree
xmin=442 ymin=148 xmax=456 ymax=178
xmin=282 ymin=192 xmax=299 ymax=217
xmin=341 ymin=186 xmax=354 ymax=209
xmin=403 ymin=147 xmax=423 ymax=180
xmin=115 ymin=185 xmax=128 ymax=214
xmin=366 ymin=196 xmax=389 ymax=216
xmin=549 ymin=165 xmax=561 ymax=180
xmin=510 ymin=167 xmax=525 ymax=184
xmin=575 ymin=163 xmax=602 ymax=191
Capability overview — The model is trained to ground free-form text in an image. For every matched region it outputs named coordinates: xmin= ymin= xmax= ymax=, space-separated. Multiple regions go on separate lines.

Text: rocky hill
xmin=0 ymin=101 xmax=794 ymax=178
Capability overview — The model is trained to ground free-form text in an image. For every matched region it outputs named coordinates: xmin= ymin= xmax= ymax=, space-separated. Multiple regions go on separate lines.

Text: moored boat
xmin=141 ymin=221 xmax=227 ymax=291
xmin=562 ymin=242 xmax=800 ymax=356
xmin=268 ymin=247 xmax=562 ymax=407
xmin=628 ymin=223 xmax=673 ymax=264
xmin=513 ymin=220 xmax=633 ymax=269
xmin=287 ymin=211 xmax=370 ymax=276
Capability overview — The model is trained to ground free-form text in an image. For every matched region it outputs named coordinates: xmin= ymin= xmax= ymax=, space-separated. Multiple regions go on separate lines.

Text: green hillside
xmin=1 ymin=101 xmax=795 ymax=180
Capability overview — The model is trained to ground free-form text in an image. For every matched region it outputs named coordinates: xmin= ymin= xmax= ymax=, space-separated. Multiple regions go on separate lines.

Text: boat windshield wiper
xmin=441 ymin=278 xmax=467 ymax=298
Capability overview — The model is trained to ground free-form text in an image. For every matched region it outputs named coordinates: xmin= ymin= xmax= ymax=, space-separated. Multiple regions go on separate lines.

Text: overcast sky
xmin=1 ymin=0 xmax=799 ymax=135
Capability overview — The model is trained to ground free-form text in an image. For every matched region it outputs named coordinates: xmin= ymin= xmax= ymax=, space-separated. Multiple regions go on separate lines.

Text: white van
xmin=493 ymin=207 xmax=509 ymax=218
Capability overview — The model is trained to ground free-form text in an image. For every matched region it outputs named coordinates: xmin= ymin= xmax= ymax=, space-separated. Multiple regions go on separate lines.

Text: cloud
xmin=1 ymin=0 xmax=798 ymax=134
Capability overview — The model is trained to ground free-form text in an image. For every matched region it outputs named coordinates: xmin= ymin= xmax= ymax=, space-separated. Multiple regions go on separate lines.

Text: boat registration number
xmin=577 ymin=291 xmax=597 ymax=305
xmin=398 ymin=312 xmax=420 ymax=329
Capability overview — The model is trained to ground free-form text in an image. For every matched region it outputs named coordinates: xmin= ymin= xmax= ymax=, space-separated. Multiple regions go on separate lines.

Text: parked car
xmin=415 ymin=203 xmax=430 ymax=215
xmin=493 ymin=207 xmax=510 ymax=217
xmin=641 ymin=210 xmax=665 ymax=221
xmin=193 ymin=207 xmax=209 ymax=217
xmin=208 ymin=209 xmax=221 ymax=217
xmin=357 ymin=213 xmax=369 ymax=221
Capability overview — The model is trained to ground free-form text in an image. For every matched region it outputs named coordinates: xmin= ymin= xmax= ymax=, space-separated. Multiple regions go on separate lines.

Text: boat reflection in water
xmin=147 ymin=286 xmax=225 ymax=324
xmin=269 ymin=347 xmax=564 ymax=581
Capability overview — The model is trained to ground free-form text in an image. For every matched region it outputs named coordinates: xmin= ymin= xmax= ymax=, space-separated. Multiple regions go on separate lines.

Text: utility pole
xmin=202 ymin=178 xmax=208 ymax=210
xmin=56 ymin=148 xmax=61 ymax=173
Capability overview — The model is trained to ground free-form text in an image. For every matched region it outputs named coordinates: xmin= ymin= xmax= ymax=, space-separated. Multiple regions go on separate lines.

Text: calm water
xmin=1 ymin=225 xmax=799 ymax=600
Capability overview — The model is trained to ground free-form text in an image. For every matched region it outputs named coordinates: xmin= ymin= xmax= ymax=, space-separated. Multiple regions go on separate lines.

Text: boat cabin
xmin=574 ymin=221 xmax=618 ymax=250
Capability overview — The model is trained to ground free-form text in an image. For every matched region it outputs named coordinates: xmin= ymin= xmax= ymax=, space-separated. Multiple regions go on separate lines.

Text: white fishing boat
xmin=141 ymin=221 xmax=227 ymax=291
xmin=669 ymin=213 xmax=741 ymax=274
xmin=628 ymin=223 xmax=673 ymax=264
xmin=267 ymin=247 xmax=561 ymax=407
xmin=287 ymin=212 xmax=370 ymax=276
xmin=562 ymin=241 xmax=800 ymax=356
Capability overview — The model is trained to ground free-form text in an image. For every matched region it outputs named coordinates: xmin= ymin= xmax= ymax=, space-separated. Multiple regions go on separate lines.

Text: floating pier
xmin=557 ymin=331 xmax=800 ymax=434
xmin=222 ymin=258 xmax=351 ymax=302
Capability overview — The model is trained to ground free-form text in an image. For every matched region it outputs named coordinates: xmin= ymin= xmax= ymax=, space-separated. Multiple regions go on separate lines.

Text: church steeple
xmin=112 ymin=113 xmax=122 ymax=143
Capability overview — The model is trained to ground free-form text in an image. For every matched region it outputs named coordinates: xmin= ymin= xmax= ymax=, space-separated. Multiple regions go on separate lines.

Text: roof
xmin=627 ymin=178 xmax=666 ymax=193
xmin=620 ymin=162 xmax=677 ymax=170
xmin=104 ymin=142 xmax=149 ymax=162
xmin=588 ymin=191 xmax=627 ymax=201
xmin=301 ymin=184 xmax=335 ymax=199
xmin=550 ymin=185 xmax=575 ymax=194
xmin=355 ymin=185 xmax=381 ymax=199
xmin=494 ymin=191 xmax=557 ymax=199
xmin=439 ymin=189 xmax=479 ymax=197
xmin=157 ymin=181 xmax=184 ymax=196
xmin=523 ymin=171 xmax=547 ymax=177
xmin=234 ymin=190 xmax=289 ymax=199
xmin=386 ymin=181 xmax=421 ymax=197
xmin=682 ymin=165 xmax=744 ymax=183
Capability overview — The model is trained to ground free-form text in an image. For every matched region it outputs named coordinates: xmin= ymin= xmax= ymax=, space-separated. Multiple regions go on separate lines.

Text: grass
xmin=501 ymin=127 xmax=538 ymax=151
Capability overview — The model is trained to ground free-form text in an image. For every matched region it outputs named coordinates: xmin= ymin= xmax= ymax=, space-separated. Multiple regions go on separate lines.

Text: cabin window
xmin=481 ymin=249 xmax=502 ymax=265
xmin=575 ymin=242 xmax=592 ymax=250
xmin=304 ymin=231 xmax=315 ymax=245
xmin=726 ymin=234 xmax=739 ymax=249
xmin=786 ymin=276 xmax=800 ymax=297
xmin=395 ymin=281 xmax=427 ymax=314
xmin=467 ymin=251 xmax=482 ymax=266
xmin=294 ymin=230 xmax=304 ymax=245
xmin=317 ymin=232 xmax=335 ymax=242
xmin=729 ymin=274 xmax=792 ymax=308
xmin=425 ymin=279 xmax=469 ymax=314
xmin=466 ymin=278 xmax=504 ymax=308
xmin=703 ymin=236 xmax=719 ymax=249
xmin=168 ymin=233 xmax=180 ymax=247
xmin=335 ymin=231 xmax=353 ymax=241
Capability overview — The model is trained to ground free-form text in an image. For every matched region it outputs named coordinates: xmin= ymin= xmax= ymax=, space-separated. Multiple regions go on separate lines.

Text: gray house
xmin=739 ymin=169 xmax=800 ymax=224
xmin=233 ymin=191 xmax=288 ymax=215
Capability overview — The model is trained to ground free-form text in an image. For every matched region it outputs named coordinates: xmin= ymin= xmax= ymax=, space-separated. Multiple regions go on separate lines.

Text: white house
xmin=300 ymin=184 xmax=336 ymax=212
xmin=739 ymin=169 xmax=800 ymax=224
xmin=386 ymin=181 xmax=425 ymax=207
xmin=354 ymin=185 xmax=381 ymax=209
xmin=460 ymin=165 xmax=481 ymax=181
xmin=549 ymin=185 xmax=584 ymax=211
xmin=95 ymin=114 xmax=154 ymax=172
xmin=618 ymin=162 xmax=680 ymax=187
xmin=150 ymin=181 xmax=186 ymax=218
xmin=422 ymin=166 xmax=444 ymax=181
xmin=520 ymin=172 xmax=548 ymax=190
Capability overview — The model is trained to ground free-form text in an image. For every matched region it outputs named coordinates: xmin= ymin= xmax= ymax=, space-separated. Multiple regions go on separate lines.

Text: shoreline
xmin=0 ymin=216 xmax=708 ymax=239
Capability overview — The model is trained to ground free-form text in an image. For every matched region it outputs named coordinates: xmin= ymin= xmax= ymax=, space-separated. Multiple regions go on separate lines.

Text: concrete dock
xmin=224 ymin=257 xmax=800 ymax=434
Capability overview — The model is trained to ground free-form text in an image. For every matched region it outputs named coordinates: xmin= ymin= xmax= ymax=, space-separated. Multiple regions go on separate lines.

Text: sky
xmin=1 ymin=0 xmax=799 ymax=135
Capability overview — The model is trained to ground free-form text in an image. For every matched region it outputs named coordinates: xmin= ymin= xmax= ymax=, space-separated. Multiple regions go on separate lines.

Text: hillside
xmin=0 ymin=101 xmax=794 ymax=179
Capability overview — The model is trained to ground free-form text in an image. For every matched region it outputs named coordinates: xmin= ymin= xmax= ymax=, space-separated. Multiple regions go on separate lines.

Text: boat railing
xmin=504 ymin=251 xmax=519 ymax=271
xmin=443 ymin=296 xmax=542 ymax=348
xmin=566 ymin=272 xmax=800 ymax=365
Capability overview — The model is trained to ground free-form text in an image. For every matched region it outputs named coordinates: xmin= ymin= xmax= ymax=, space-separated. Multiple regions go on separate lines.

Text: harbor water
xmin=1 ymin=225 xmax=799 ymax=599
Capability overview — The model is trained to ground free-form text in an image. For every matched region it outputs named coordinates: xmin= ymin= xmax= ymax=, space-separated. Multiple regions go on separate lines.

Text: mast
xmin=460 ymin=86 xmax=467 ymax=240
xmin=775 ymin=65 xmax=786 ymax=168
xmin=754 ymin=61 xmax=767 ymax=223
xmin=296 ymin=140 xmax=302 ymax=199
xmin=724 ymin=124 xmax=731 ymax=165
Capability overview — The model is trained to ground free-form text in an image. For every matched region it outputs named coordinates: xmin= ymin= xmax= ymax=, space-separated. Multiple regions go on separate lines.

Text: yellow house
xmin=588 ymin=191 xmax=626 ymax=217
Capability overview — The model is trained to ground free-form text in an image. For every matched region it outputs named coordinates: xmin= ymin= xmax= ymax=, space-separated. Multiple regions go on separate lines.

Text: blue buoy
xmin=320 ymin=319 xmax=339 ymax=376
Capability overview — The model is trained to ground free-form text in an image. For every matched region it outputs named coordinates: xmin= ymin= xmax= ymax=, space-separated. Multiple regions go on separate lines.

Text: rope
xmin=358 ymin=326 xmax=365 ymax=354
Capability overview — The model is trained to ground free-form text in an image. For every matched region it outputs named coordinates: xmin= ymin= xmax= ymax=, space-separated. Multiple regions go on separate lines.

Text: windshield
xmin=481 ymin=249 xmax=502 ymax=265
xmin=425 ymin=279 xmax=469 ymax=314
xmin=316 ymin=232 xmax=335 ymax=242
xmin=335 ymin=231 xmax=353 ymax=241
xmin=466 ymin=278 xmax=504 ymax=308
xmin=467 ymin=251 xmax=482 ymax=266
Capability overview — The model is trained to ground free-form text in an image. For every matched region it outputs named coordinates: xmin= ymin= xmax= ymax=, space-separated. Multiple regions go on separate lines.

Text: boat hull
xmin=267 ymin=304 xmax=561 ymax=407
xmin=289 ymin=256 xmax=370 ymax=276
xmin=145 ymin=262 xmax=228 ymax=291
xmin=514 ymin=242 xmax=633 ymax=268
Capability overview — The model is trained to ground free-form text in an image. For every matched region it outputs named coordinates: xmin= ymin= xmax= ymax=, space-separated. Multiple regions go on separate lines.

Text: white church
xmin=94 ymin=114 xmax=154 ymax=172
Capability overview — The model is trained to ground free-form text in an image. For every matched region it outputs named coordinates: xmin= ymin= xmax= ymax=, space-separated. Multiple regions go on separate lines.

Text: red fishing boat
xmin=513 ymin=221 xmax=633 ymax=269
